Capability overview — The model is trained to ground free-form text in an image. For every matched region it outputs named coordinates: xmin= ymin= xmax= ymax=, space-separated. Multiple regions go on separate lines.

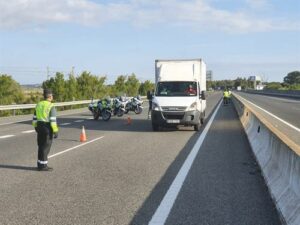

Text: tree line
xmin=264 ymin=71 xmax=300 ymax=90
xmin=0 ymin=71 xmax=155 ymax=105
xmin=207 ymin=71 xmax=300 ymax=91
xmin=0 ymin=71 xmax=155 ymax=116
xmin=1 ymin=70 xmax=299 ymax=107
xmin=43 ymin=71 xmax=156 ymax=102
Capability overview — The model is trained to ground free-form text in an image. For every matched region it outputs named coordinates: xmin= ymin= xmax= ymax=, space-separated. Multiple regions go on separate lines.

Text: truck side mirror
xmin=200 ymin=91 xmax=206 ymax=100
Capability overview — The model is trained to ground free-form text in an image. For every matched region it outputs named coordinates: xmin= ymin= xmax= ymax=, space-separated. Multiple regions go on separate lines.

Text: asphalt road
xmin=0 ymin=92 xmax=281 ymax=225
xmin=233 ymin=91 xmax=300 ymax=147
xmin=235 ymin=91 xmax=300 ymax=128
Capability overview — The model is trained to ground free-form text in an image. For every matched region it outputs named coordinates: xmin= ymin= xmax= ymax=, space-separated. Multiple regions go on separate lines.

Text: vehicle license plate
xmin=167 ymin=119 xmax=180 ymax=123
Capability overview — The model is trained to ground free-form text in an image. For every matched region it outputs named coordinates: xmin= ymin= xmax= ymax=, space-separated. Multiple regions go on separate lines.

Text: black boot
xmin=37 ymin=162 xmax=53 ymax=171
xmin=37 ymin=166 xmax=53 ymax=171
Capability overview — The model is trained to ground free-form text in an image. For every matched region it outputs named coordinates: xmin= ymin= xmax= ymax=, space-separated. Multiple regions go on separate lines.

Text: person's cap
xmin=43 ymin=89 xmax=53 ymax=97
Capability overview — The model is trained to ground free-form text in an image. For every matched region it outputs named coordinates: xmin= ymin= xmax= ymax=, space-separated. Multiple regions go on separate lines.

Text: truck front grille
xmin=162 ymin=112 xmax=185 ymax=120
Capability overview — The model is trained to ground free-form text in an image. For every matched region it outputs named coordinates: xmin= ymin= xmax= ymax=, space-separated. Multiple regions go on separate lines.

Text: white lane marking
xmin=21 ymin=130 xmax=35 ymax=134
xmin=60 ymin=123 xmax=71 ymax=126
xmin=74 ymin=120 xmax=84 ymax=123
xmin=0 ymin=135 xmax=15 ymax=139
xmin=49 ymin=136 xmax=104 ymax=158
xmin=149 ymin=100 xmax=222 ymax=225
xmin=238 ymin=94 xmax=300 ymax=133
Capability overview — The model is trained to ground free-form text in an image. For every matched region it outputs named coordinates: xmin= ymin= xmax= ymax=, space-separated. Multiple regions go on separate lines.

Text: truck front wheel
xmin=194 ymin=115 xmax=202 ymax=131
xmin=194 ymin=123 xmax=201 ymax=131
xmin=200 ymin=110 xmax=205 ymax=124
xmin=200 ymin=117 xmax=204 ymax=125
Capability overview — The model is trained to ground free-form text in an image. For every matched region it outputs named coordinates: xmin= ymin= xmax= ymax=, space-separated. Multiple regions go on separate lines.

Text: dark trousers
xmin=36 ymin=122 xmax=53 ymax=167
xmin=223 ymin=97 xmax=229 ymax=105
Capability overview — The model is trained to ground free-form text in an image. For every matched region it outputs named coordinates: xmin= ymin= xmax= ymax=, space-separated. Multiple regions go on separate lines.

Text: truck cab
xmin=151 ymin=59 xmax=206 ymax=131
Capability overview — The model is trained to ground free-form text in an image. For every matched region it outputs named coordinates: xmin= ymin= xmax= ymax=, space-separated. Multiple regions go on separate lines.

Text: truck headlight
xmin=188 ymin=102 xmax=197 ymax=111
xmin=152 ymin=102 xmax=160 ymax=111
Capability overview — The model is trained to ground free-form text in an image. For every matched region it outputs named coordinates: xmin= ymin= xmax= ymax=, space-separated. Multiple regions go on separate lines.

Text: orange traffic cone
xmin=127 ymin=116 xmax=132 ymax=125
xmin=80 ymin=126 xmax=87 ymax=142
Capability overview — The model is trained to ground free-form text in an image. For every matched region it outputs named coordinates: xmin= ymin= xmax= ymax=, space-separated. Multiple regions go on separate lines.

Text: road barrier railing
xmin=0 ymin=100 xmax=92 ymax=117
xmin=232 ymin=93 xmax=300 ymax=225
xmin=0 ymin=96 xmax=147 ymax=117
xmin=0 ymin=100 xmax=91 ymax=111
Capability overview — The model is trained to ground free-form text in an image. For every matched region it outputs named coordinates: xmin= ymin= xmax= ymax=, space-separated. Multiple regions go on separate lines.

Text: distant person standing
xmin=32 ymin=89 xmax=59 ymax=171
xmin=147 ymin=89 xmax=154 ymax=119
xmin=223 ymin=89 xmax=229 ymax=105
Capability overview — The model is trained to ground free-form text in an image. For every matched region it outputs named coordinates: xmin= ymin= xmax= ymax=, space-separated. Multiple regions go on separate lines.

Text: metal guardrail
xmin=0 ymin=96 xmax=148 ymax=112
xmin=0 ymin=100 xmax=91 ymax=111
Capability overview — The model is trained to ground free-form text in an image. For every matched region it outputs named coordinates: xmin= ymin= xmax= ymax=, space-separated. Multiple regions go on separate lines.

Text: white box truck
xmin=151 ymin=59 xmax=206 ymax=131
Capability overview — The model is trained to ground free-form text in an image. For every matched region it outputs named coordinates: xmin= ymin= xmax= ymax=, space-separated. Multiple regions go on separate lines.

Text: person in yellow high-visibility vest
xmin=223 ymin=89 xmax=229 ymax=105
xmin=32 ymin=89 xmax=59 ymax=171
xmin=228 ymin=89 xmax=232 ymax=103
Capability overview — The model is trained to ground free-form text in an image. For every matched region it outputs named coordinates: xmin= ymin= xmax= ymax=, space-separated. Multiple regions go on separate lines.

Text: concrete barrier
xmin=232 ymin=94 xmax=300 ymax=225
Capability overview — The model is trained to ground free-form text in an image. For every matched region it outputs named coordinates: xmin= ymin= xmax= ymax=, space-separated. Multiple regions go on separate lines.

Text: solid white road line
xmin=0 ymin=135 xmax=15 ymax=139
xmin=49 ymin=136 xmax=104 ymax=158
xmin=21 ymin=130 xmax=35 ymax=134
xmin=238 ymin=95 xmax=300 ymax=133
xmin=74 ymin=120 xmax=84 ymax=123
xmin=149 ymin=100 xmax=222 ymax=225
xmin=60 ymin=123 xmax=71 ymax=126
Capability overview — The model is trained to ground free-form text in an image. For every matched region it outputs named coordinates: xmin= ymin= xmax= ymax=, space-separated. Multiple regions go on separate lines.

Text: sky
xmin=0 ymin=0 xmax=299 ymax=84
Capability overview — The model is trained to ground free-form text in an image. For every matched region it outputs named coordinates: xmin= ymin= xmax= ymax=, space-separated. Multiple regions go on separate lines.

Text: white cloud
xmin=0 ymin=0 xmax=299 ymax=33
xmin=245 ymin=0 xmax=269 ymax=9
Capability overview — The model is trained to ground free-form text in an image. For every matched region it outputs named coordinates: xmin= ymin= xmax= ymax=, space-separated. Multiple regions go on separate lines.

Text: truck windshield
xmin=156 ymin=81 xmax=197 ymax=96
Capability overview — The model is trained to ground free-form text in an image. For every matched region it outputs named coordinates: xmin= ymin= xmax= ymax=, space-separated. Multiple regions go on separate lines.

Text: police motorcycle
xmin=112 ymin=97 xmax=126 ymax=117
xmin=92 ymin=98 xmax=112 ymax=121
xmin=125 ymin=95 xmax=143 ymax=114
xmin=88 ymin=100 xmax=97 ymax=115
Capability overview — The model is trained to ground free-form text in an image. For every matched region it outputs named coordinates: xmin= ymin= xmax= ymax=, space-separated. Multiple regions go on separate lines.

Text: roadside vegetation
xmin=0 ymin=70 xmax=299 ymax=117
xmin=207 ymin=71 xmax=300 ymax=91
xmin=0 ymin=72 xmax=155 ymax=116
xmin=265 ymin=71 xmax=300 ymax=90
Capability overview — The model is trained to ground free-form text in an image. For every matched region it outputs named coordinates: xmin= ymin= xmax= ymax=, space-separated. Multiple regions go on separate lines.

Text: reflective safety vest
xmin=223 ymin=91 xmax=229 ymax=98
xmin=32 ymin=100 xmax=59 ymax=133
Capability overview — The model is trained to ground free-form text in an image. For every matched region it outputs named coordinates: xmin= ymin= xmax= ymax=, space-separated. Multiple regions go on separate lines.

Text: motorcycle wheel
xmin=134 ymin=106 xmax=142 ymax=114
xmin=93 ymin=111 xmax=100 ymax=120
xmin=102 ymin=110 xmax=111 ymax=121
xmin=117 ymin=109 xmax=124 ymax=117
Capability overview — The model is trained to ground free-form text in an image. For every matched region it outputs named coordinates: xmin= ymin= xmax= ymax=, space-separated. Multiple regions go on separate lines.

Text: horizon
xmin=0 ymin=0 xmax=299 ymax=84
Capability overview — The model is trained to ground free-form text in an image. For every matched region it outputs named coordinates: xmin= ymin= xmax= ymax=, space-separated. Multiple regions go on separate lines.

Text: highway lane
xmin=0 ymin=92 xmax=220 ymax=225
xmin=0 ymin=92 xmax=280 ymax=225
xmin=234 ymin=91 xmax=300 ymax=147
xmin=163 ymin=101 xmax=280 ymax=225
xmin=234 ymin=92 xmax=300 ymax=129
